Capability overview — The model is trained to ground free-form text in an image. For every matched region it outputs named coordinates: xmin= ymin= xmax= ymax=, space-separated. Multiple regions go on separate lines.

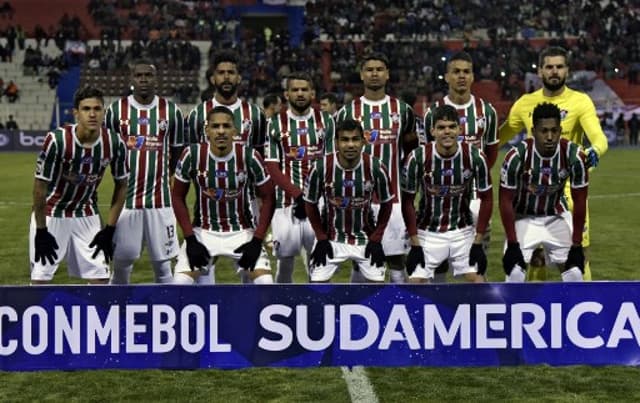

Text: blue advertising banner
xmin=2 ymin=283 xmax=640 ymax=371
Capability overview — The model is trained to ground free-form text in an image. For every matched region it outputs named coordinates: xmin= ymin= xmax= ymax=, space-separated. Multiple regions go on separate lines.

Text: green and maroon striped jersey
xmin=105 ymin=95 xmax=185 ymax=209
xmin=335 ymin=95 xmax=415 ymax=203
xmin=266 ymin=108 xmax=334 ymax=208
xmin=304 ymin=152 xmax=393 ymax=245
xmin=174 ymin=143 xmax=270 ymax=232
xmin=500 ymin=138 xmax=588 ymax=216
xmin=402 ymin=142 xmax=491 ymax=232
xmin=187 ymin=98 xmax=265 ymax=148
xmin=423 ymin=95 xmax=498 ymax=149
xmin=35 ymin=124 xmax=128 ymax=218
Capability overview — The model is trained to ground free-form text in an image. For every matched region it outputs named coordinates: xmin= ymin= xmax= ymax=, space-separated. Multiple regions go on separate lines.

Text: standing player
xmin=500 ymin=102 xmax=587 ymax=282
xmin=336 ymin=52 xmax=417 ymax=283
xmin=402 ymin=105 xmax=492 ymax=283
xmin=423 ymin=51 xmax=499 ymax=282
xmin=499 ymin=46 xmax=608 ymax=281
xmin=262 ymin=93 xmax=283 ymax=120
xmin=105 ymin=60 xmax=184 ymax=284
xmin=30 ymin=86 xmax=128 ymax=284
xmin=265 ymin=72 xmax=334 ymax=283
xmin=304 ymin=119 xmax=393 ymax=282
xmin=319 ymin=92 xmax=339 ymax=117
xmin=171 ymin=106 xmax=275 ymax=284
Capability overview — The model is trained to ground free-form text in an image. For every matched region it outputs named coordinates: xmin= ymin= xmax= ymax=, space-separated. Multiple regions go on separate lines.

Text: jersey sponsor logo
xmin=365 ymin=129 xmax=379 ymax=143
xmin=343 ymin=180 xmax=354 ymax=188
xmin=541 ymin=167 xmax=552 ymax=176
xmin=459 ymin=116 xmax=467 ymax=124
xmin=296 ymin=127 xmax=308 ymax=136
xmin=138 ymin=117 xmax=150 ymax=125
xmin=327 ymin=196 xmax=369 ymax=209
xmin=442 ymin=168 xmax=454 ymax=176
xmin=364 ymin=129 xmax=396 ymax=144
xmin=203 ymin=187 xmax=242 ymax=201
xmin=287 ymin=146 xmax=306 ymax=160
xmin=81 ymin=156 xmax=93 ymax=165
xmin=215 ymin=169 xmax=228 ymax=178
xmin=370 ymin=112 xmax=382 ymax=120
xmin=426 ymin=184 xmax=467 ymax=197
xmin=62 ymin=171 xmax=100 ymax=185
xmin=526 ymin=183 xmax=563 ymax=196
xmin=286 ymin=145 xmax=323 ymax=161
xmin=127 ymin=135 xmax=146 ymax=150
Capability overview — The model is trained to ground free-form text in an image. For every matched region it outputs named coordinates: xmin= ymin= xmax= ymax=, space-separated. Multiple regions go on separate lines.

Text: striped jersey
xmin=265 ymin=108 xmax=334 ymax=208
xmin=423 ymin=95 xmax=498 ymax=150
xmin=335 ymin=95 xmax=415 ymax=203
xmin=187 ymin=98 xmax=265 ymax=148
xmin=402 ymin=142 xmax=491 ymax=232
xmin=105 ymin=95 xmax=185 ymax=209
xmin=304 ymin=152 xmax=394 ymax=245
xmin=500 ymin=138 xmax=588 ymax=216
xmin=35 ymin=124 xmax=129 ymax=218
xmin=174 ymin=143 xmax=270 ymax=232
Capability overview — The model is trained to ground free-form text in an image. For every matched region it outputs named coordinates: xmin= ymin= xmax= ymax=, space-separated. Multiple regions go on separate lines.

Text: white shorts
xmin=371 ymin=202 xmax=407 ymax=256
xmin=409 ymin=227 xmax=478 ymax=280
xmin=506 ymin=212 xmax=573 ymax=266
xmin=271 ymin=206 xmax=316 ymax=258
xmin=29 ymin=213 xmax=110 ymax=281
xmin=310 ymin=241 xmax=386 ymax=282
xmin=174 ymin=228 xmax=271 ymax=274
xmin=113 ymin=207 xmax=179 ymax=261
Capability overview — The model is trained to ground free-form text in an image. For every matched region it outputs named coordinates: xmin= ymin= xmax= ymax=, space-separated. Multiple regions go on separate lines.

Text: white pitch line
xmin=341 ymin=366 xmax=379 ymax=403
xmin=589 ymin=192 xmax=640 ymax=199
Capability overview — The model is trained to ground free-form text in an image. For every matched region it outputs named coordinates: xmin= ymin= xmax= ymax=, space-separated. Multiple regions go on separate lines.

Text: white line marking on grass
xmin=341 ymin=366 xmax=379 ymax=403
xmin=589 ymin=192 xmax=640 ymax=199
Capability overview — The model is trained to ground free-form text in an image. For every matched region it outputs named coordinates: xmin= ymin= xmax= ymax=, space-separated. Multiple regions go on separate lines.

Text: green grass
xmin=1 ymin=149 xmax=640 ymax=401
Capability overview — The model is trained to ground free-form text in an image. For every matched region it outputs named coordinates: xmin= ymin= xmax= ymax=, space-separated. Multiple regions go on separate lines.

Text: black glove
xmin=310 ymin=239 xmax=333 ymax=267
xmin=565 ymin=245 xmax=585 ymax=273
xmin=234 ymin=236 xmax=263 ymax=271
xmin=405 ymin=245 xmax=425 ymax=276
xmin=185 ymin=235 xmax=210 ymax=271
xmin=34 ymin=227 xmax=59 ymax=266
xmin=365 ymin=241 xmax=385 ymax=268
xmin=502 ymin=242 xmax=526 ymax=275
xmin=89 ymin=225 xmax=116 ymax=263
xmin=469 ymin=243 xmax=487 ymax=275
xmin=293 ymin=195 xmax=307 ymax=220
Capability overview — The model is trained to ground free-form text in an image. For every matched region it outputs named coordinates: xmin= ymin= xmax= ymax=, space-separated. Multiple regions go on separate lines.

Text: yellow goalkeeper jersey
xmin=499 ymin=87 xmax=608 ymax=158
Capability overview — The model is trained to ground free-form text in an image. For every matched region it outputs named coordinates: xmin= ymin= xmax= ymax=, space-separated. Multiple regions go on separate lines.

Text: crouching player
xmin=171 ymin=106 xmax=275 ymax=284
xmin=402 ymin=105 xmax=492 ymax=283
xmin=500 ymin=102 xmax=587 ymax=282
xmin=304 ymin=119 xmax=393 ymax=282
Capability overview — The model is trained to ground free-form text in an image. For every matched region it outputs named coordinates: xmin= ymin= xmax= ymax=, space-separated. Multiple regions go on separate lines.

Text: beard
xmin=215 ymin=82 xmax=238 ymax=99
xmin=542 ymin=76 xmax=565 ymax=92
xmin=290 ymin=99 xmax=311 ymax=114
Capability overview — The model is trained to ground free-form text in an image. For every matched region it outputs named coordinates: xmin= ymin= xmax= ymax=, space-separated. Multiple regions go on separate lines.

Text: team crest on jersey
xmin=363 ymin=181 xmax=373 ymax=192
xmin=242 ymin=119 xmax=252 ymax=133
xmin=236 ymin=171 xmax=247 ymax=183
xmin=558 ymin=168 xmax=568 ymax=179
xmin=316 ymin=127 xmax=325 ymax=139
xmin=391 ymin=112 xmax=400 ymax=123
xmin=560 ymin=109 xmax=568 ymax=120
xmin=127 ymin=135 xmax=145 ymax=150
xmin=81 ymin=155 xmax=93 ymax=165
xmin=100 ymin=158 xmax=110 ymax=168
xmin=463 ymin=169 xmax=473 ymax=179
xmin=158 ymin=119 xmax=168 ymax=132
xmin=476 ymin=116 xmax=486 ymax=129
xmin=35 ymin=159 xmax=44 ymax=175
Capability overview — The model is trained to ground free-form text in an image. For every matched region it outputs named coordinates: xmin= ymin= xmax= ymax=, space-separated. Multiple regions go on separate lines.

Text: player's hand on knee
xmin=34 ymin=227 xmax=59 ymax=265
xmin=469 ymin=243 xmax=487 ymax=275
xmin=310 ymin=239 xmax=333 ymax=267
xmin=185 ymin=235 xmax=210 ymax=271
xmin=89 ymin=225 xmax=116 ymax=263
xmin=502 ymin=242 xmax=525 ymax=275
xmin=365 ymin=240 xmax=385 ymax=267
xmin=585 ymin=147 xmax=599 ymax=168
xmin=293 ymin=195 xmax=307 ymax=220
xmin=234 ymin=236 xmax=263 ymax=271
xmin=406 ymin=245 xmax=425 ymax=276
xmin=565 ymin=245 xmax=585 ymax=273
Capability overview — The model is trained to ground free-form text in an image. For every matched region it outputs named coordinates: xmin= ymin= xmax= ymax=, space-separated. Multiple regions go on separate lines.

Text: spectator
xmin=5 ymin=80 xmax=18 ymax=102
xmin=6 ymin=115 xmax=18 ymax=130
xmin=628 ymin=113 xmax=639 ymax=146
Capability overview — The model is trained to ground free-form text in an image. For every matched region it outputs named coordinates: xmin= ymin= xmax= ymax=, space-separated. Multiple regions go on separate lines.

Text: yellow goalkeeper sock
xmin=526 ymin=265 xmax=548 ymax=281
xmin=583 ymin=260 xmax=592 ymax=281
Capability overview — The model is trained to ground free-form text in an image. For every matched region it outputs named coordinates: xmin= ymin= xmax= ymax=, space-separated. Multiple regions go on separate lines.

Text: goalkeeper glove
xmin=406 ymin=245 xmax=425 ymax=276
xmin=34 ymin=227 xmax=59 ymax=266
xmin=565 ymin=245 xmax=585 ymax=273
xmin=89 ymin=225 xmax=116 ymax=263
xmin=310 ymin=239 xmax=333 ymax=267
xmin=585 ymin=147 xmax=599 ymax=168
xmin=469 ymin=243 xmax=487 ymax=275
xmin=502 ymin=242 xmax=526 ymax=275
xmin=365 ymin=240 xmax=385 ymax=268
xmin=234 ymin=236 xmax=263 ymax=271
xmin=185 ymin=235 xmax=210 ymax=271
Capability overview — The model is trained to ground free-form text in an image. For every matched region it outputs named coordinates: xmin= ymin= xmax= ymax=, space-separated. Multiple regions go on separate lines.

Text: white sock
xmin=561 ymin=267 xmax=584 ymax=282
xmin=197 ymin=268 xmax=215 ymax=284
xmin=505 ymin=265 xmax=526 ymax=282
xmin=152 ymin=260 xmax=173 ymax=284
xmin=433 ymin=272 xmax=448 ymax=283
xmin=389 ymin=269 xmax=406 ymax=284
xmin=252 ymin=274 xmax=274 ymax=284
xmin=276 ymin=257 xmax=295 ymax=283
xmin=173 ymin=272 xmax=195 ymax=285
xmin=111 ymin=259 xmax=134 ymax=284
xmin=350 ymin=269 xmax=367 ymax=283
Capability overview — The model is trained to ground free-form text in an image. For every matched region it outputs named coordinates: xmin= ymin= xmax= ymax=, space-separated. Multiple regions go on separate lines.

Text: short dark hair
xmin=73 ymin=86 xmax=104 ymax=109
xmin=431 ymin=104 xmax=459 ymax=124
xmin=447 ymin=51 xmax=473 ymax=67
xmin=207 ymin=50 xmax=239 ymax=78
xmin=538 ymin=46 xmax=569 ymax=67
xmin=336 ymin=118 xmax=363 ymax=138
xmin=129 ymin=58 xmax=157 ymax=74
xmin=263 ymin=93 xmax=281 ymax=109
xmin=360 ymin=52 xmax=389 ymax=70
xmin=532 ymin=102 xmax=561 ymax=126
xmin=286 ymin=71 xmax=314 ymax=89
xmin=206 ymin=105 xmax=235 ymax=123
xmin=320 ymin=92 xmax=337 ymax=104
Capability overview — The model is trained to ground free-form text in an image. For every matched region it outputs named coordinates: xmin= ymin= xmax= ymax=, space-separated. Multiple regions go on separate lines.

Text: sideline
xmin=341 ymin=366 xmax=379 ymax=403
